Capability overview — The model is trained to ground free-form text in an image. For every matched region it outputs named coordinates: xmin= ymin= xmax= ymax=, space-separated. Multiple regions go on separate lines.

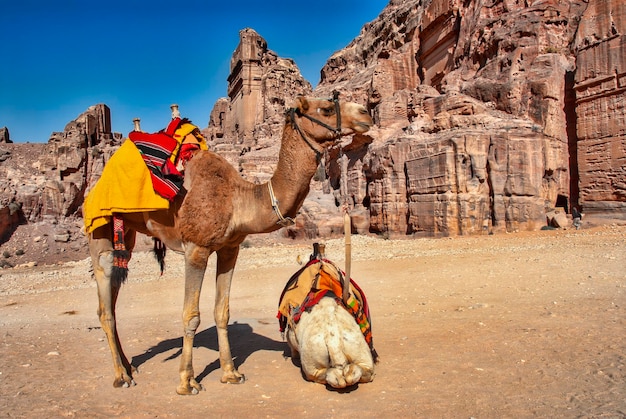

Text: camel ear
xmin=295 ymin=96 xmax=309 ymax=113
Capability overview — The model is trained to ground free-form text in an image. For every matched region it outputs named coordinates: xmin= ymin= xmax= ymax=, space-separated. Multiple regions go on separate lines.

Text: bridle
xmin=270 ymin=90 xmax=343 ymax=227
xmin=287 ymin=90 xmax=342 ymax=162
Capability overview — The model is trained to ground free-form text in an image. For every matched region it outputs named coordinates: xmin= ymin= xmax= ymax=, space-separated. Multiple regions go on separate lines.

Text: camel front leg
xmin=177 ymin=243 xmax=210 ymax=395
xmin=215 ymin=245 xmax=245 ymax=384
xmin=90 ymin=236 xmax=135 ymax=388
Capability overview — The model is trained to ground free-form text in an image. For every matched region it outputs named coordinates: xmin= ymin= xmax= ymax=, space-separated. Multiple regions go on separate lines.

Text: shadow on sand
xmin=131 ymin=321 xmax=286 ymax=383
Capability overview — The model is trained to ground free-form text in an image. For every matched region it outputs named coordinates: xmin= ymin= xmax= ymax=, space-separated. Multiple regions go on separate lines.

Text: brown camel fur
xmin=88 ymin=95 xmax=373 ymax=395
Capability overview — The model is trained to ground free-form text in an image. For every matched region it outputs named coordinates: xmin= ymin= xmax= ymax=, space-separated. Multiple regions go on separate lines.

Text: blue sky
xmin=0 ymin=0 xmax=388 ymax=143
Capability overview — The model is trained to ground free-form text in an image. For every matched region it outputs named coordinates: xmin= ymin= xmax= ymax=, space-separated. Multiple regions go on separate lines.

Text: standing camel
xmin=88 ymin=93 xmax=373 ymax=395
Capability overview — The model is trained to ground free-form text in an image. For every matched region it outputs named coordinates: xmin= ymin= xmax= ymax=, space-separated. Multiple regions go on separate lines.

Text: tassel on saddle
xmin=111 ymin=214 xmax=167 ymax=287
xmin=111 ymin=216 xmax=167 ymax=287
xmin=111 ymin=214 xmax=129 ymax=287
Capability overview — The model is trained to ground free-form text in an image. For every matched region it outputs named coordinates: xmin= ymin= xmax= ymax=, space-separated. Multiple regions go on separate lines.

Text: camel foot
xmin=113 ymin=376 xmax=136 ymax=388
xmin=325 ymin=367 xmax=348 ymax=389
xmin=122 ymin=380 xmax=137 ymax=388
xmin=176 ymin=378 xmax=203 ymax=395
xmin=220 ymin=371 xmax=245 ymax=384
xmin=342 ymin=364 xmax=363 ymax=387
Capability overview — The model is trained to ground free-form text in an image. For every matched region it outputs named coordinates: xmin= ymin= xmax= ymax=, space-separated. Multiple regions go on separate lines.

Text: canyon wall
xmin=312 ymin=0 xmax=593 ymax=235
xmin=2 ymin=0 xmax=625 ymax=244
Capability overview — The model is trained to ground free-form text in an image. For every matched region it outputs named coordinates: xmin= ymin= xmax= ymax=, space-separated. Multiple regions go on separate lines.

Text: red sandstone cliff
xmin=1 ymin=0 xmax=625 ymax=252
xmin=573 ymin=0 xmax=626 ymax=217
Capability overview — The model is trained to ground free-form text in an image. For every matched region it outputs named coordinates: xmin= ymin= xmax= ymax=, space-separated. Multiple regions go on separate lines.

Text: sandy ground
xmin=1 ymin=225 xmax=625 ymax=418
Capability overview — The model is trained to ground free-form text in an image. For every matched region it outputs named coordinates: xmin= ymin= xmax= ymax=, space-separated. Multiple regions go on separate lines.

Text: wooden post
xmin=132 ymin=118 xmax=141 ymax=132
xmin=343 ymin=212 xmax=351 ymax=305
xmin=170 ymin=104 xmax=180 ymax=119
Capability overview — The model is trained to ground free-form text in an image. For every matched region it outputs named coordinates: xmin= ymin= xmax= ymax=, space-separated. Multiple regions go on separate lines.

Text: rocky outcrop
xmin=310 ymin=0 xmax=625 ymax=236
xmin=0 ymin=205 xmax=20 ymax=244
xmin=0 ymin=127 xmax=11 ymax=143
xmin=0 ymin=105 xmax=121 ymax=243
xmin=204 ymin=28 xmax=313 ymax=182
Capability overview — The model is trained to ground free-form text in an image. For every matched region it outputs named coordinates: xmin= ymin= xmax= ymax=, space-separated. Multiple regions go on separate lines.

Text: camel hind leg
xmin=90 ymin=224 xmax=136 ymax=388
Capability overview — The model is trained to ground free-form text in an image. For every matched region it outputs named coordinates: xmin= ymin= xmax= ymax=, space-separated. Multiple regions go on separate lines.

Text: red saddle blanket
xmin=128 ymin=117 xmax=203 ymax=200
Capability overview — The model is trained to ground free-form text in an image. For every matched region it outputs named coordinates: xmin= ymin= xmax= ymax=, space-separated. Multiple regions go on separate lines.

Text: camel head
xmin=288 ymin=92 xmax=373 ymax=151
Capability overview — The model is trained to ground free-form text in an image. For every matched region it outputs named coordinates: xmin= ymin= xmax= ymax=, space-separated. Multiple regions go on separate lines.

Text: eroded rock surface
xmin=2 ymin=1 xmax=625 ymax=266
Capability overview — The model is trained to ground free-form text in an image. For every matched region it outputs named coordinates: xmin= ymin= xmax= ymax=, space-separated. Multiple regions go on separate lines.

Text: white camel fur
xmin=286 ymin=296 xmax=375 ymax=388
xmin=279 ymin=243 xmax=376 ymax=388
xmin=88 ymin=94 xmax=373 ymax=394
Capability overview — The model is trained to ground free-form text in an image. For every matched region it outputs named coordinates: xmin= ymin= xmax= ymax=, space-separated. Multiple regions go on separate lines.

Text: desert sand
xmin=1 ymin=224 xmax=624 ymax=418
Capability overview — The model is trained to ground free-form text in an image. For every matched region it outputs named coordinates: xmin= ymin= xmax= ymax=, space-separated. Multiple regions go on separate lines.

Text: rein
xmin=275 ymin=92 xmax=355 ymax=308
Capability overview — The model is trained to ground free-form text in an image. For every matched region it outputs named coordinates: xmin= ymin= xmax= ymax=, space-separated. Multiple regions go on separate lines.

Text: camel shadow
xmin=131 ymin=321 xmax=286 ymax=383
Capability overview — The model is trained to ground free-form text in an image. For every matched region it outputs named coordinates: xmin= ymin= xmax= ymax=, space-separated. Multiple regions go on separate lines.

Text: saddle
xmin=83 ymin=117 xmax=208 ymax=283
xmin=129 ymin=117 xmax=207 ymax=200
xmin=277 ymin=252 xmax=374 ymax=350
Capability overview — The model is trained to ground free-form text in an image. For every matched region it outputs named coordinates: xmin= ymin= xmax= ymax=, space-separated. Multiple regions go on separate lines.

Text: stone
xmin=0 ymin=127 xmax=11 ymax=143
xmin=54 ymin=234 xmax=70 ymax=243
xmin=546 ymin=208 xmax=569 ymax=228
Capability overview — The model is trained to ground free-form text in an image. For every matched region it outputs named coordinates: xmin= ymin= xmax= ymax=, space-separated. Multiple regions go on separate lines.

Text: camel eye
xmin=318 ymin=106 xmax=335 ymax=117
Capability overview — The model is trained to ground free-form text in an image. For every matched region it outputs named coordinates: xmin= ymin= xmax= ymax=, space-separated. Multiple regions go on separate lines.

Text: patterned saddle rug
xmin=277 ymin=256 xmax=374 ymax=352
xmin=129 ymin=117 xmax=206 ymax=200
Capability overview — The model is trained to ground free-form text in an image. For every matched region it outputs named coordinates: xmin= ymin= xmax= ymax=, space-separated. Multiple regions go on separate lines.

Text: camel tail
xmin=153 ymin=238 xmax=167 ymax=274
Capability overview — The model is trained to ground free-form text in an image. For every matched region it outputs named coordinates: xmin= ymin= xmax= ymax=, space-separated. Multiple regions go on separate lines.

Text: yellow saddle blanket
xmin=83 ymin=140 xmax=169 ymax=234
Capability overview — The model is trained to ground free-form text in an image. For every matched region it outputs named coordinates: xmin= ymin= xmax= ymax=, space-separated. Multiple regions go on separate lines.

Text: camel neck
xmin=267 ymin=124 xmax=321 ymax=222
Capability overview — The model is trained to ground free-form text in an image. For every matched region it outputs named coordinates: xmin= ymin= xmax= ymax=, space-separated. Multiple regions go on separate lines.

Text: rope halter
xmin=270 ymin=91 xmax=344 ymax=227
xmin=268 ymin=179 xmax=295 ymax=227
xmin=287 ymin=90 xmax=343 ymax=163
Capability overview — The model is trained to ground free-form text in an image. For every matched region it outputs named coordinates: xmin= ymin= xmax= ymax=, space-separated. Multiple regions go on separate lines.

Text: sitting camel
xmin=278 ymin=244 xmax=376 ymax=388
xmin=87 ymin=93 xmax=373 ymax=394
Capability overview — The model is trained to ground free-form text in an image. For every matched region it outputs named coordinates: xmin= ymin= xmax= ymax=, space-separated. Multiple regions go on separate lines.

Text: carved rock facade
xmin=204 ymin=28 xmax=313 ymax=183
xmin=573 ymin=0 xmax=626 ymax=216
xmin=312 ymin=0 xmax=624 ymax=236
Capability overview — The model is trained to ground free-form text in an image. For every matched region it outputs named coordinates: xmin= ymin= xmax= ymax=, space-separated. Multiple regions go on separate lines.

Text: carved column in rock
xmin=488 ymin=131 xmax=548 ymax=232
xmin=453 ymin=133 xmax=491 ymax=234
xmin=574 ymin=0 xmax=626 ymax=216
xmin=366 ymin=139 xmax=411 ymax=235
xmin=227 ymin=29 xmax=266 ymax=146
xmin=417 ymin=0 xmax=459 ymax=90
